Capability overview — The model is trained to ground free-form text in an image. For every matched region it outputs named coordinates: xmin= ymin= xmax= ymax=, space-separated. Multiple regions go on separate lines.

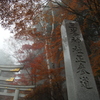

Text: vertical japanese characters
xmin=69 ymin=23 xmax=93 ymax=89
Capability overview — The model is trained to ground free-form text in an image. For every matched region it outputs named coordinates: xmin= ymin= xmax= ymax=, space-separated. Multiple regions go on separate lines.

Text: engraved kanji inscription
xmin=72 ymin=46 xmax=83 ymax=54
xmin=77 ymin=63 xmax=90 ymax=75
xmin=71 ymin=37 xmax=81 ymax=43
xmin=76 ymin=55 xmax=86 ymax=63
xmin=80 ymin=77 xmax=93 ymax=89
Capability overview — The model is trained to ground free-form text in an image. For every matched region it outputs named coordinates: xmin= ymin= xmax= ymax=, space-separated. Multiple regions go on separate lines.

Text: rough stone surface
xmin=61 ymin=20 xmax=100 ymax=100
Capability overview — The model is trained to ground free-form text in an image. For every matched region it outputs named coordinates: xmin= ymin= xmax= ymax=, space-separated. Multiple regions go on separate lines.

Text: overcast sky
xmin=0 ymin=25 xmax=13 ymax=49
xmin=0 ymin=25 xmax=14 ymax=65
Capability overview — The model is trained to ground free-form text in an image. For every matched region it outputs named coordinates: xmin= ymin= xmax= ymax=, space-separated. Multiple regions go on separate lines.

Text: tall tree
xmin=9 ymin=40 xmax=66 ymax=100
xmin=0 ymin=0 xmax=100 ymax=97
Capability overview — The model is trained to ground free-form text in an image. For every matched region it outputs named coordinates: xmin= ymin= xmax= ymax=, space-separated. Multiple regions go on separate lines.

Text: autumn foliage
xmin=0 ymin=0 xmax=100 ymax=99
xmin=89 ymin=41 xmax=100 ymax=76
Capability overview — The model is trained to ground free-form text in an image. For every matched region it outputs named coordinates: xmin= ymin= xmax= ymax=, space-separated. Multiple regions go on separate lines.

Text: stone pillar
xmin=61 ymin=19 xmax=100 ymax=100
xmin=13 ymin=89 xmax=19 ymax=100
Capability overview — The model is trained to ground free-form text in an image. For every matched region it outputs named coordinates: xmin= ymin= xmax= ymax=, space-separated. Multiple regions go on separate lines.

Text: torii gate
xmin=0 ymin=65 xmax=23 ymax=81
xmin=0 ymin=84 xmax=35 ymax=100
xmin=0 ymin=65 xmax=35 ymax=100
